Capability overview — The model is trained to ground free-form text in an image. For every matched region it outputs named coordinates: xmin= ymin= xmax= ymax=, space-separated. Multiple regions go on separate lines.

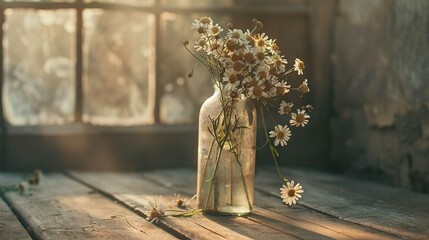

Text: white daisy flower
xmin=278 ymin=101 xmax=293 ymax=115
xmin=254 ymin=33 xmax=269 ymax=49
xmin=294 ymin=58 xmax=305 ymax=75
xmin=272 ymin=55 xmax=288 ymax=74
xmin=280 ymin=181 xmax=304 ymax=206
xmin=194 ymin=38 xmax=207 ymax=51
xmin=227 ymin=29 xmax=247 ymax=45
xmin=290 ymin=109 xmax=310 ymax=127
xmin=244 ymin=29 xmax=256 ymax=47
xmin=222 ymin=69 xmax=240 ymax=90
xmin=275 ymin=81 xmax=290 ymax=96
xmin=298 ymin=79 xmax=310 ymax=94
xmin=265 ymin=76 xmax=279 ymax=97
xmin=209 ymin=23 xmax=223 ymax=36
xmin=269 ymin=124 xmax=291 ymax=147
xmin=269 ymin=39 xmax=281 ymax=54
xmin=247 ymin=83 xmax=268 ymax=99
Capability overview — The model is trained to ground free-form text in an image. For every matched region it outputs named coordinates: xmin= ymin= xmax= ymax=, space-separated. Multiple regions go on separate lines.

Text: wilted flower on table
xmin=145 ymin=199 xmax=165 ymax=224
xmin=280 ymin=181 xmax=304 ymax=205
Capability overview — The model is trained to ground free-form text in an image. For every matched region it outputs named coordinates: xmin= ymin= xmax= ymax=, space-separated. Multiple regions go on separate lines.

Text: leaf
xmin=271 ymin=146 xmax=280 ymax=157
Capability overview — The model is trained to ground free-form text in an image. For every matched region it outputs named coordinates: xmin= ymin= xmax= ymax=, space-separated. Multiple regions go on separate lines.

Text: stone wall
xmin=331 ymin=0 xmax=429 ymax=192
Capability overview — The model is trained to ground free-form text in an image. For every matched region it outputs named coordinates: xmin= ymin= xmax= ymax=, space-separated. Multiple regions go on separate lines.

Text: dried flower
xmin=172 ymin=193 xmax=189 ymax=208
xmin=278 ymin=101 xmax=293 ymax=115
xmin=290 ymin=109 xmax=310 ymax=127
xmin=294 ymin=58 xmax=305 ymax=75
xmin=269 ymin=125 xmax=292 ymax=147
xmin=298 ymin=79 xmax=310 ymax=94
xmin=28 ymin=169 xmax=42 ymax=185
xmin=145 ymin=200 xmax=165 ymax=224
xmin=18 ymin=181 xmax=26 ymax=193
xmin=280 ymin=181 xmax=304 ymax=205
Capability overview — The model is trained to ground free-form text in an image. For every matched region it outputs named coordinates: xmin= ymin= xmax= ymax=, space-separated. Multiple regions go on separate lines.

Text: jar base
xmin=202 ymin=206 xmax=252 ymax=216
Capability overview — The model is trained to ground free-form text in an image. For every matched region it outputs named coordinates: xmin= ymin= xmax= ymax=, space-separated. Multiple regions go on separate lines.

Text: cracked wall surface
xmin=331 ymin=0 xmax=429 ymax=193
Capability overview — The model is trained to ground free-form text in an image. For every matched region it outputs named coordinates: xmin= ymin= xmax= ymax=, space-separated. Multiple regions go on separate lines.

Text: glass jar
xmin=197 ymin=87 xmax=257 ymax=215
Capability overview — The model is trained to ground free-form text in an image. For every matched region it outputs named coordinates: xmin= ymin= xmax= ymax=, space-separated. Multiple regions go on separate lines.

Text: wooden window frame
xmin=0 ymin=0 xmax=331 ymax=171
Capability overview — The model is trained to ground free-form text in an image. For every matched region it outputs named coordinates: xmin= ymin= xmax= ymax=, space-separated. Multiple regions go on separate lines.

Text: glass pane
xmin=160 ymin=0 xmax=233 ymax=7
xmin=83 ymin=10 xmax=154 ymax=125
xmin=159 ymin=13 xmax=230 ymax=124
xmin=84 ymin=0 xmax=154 ymax=7
xmin=3 ymin=9 xmax=76 ymax=125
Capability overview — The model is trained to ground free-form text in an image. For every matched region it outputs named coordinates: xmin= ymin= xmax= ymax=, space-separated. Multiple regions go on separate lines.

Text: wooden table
xmin=1 ymin=168 xmax=428 ymax=240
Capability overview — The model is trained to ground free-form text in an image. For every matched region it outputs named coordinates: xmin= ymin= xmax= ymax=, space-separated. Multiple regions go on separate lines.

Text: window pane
xmin=3 ymin=9 xmax=76 ymax=125
xmin=84 ymin=0 xmax=154 ymax=7
xmin=159 ymin=13 xmax=230 ymax=124
xmin=83 ymin=10 xmax=155 ymax=125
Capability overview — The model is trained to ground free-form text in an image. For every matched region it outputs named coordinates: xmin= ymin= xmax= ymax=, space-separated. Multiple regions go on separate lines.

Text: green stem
xmin=259 ymin=107 xmax=285 ymax=184
xmin=204 ymin=138 xmax=226 ymax=210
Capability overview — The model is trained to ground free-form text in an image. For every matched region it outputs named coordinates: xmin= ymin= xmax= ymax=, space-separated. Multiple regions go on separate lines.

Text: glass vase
xmin=197 ymin=87 xmax=257 ymax=215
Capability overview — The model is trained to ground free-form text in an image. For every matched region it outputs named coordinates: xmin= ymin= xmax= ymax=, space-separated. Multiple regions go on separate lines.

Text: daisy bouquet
xmin=185 ymin=17 xmax=310 ymax=206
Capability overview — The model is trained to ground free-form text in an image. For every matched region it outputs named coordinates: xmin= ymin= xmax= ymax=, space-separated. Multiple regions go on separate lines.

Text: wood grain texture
xmin=257 ymin=167 xmax=429 ymax=239
xmin=0 ymin=198 xmax=31 ymax=240
xmin=69 ymin=171 xmax=301 ymax=240
xmin=143 ymin=168 xmax=399 ymax=240
xmin=0 ymin=173 xmax=176 ymax=240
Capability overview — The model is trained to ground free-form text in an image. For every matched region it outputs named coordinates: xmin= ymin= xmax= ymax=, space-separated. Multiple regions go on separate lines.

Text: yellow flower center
xmin=253 ymin=86 xmax=263 ymax=97
xmin=257 ymin=39 xmax=265 ymax=47
xmin=228 ymin=74 xmax=238 ymax=84
xmin=198 ymin=39 xmax=206 ymax=47
xmin=282 ymin=105 xmax=291 ymax=113
xmin=244 ymin=52 xmax=255 ymax=63
xmin=233 ymin=62 xmax=243 ymax=71
xmin=272 ymin=43 xmax=279 ymax=51
xmin=256 ymin=51 xmax=265 ymax=61
xmin=231 ymin=53 xmax=241 ymax=62
xmin=232 ymin=32 xmax=240 ymax=39
xmin=197 ymin=27 xmax=205 ymax=34
xmin=276 ymin=87 xmax=286 ymax=95
xmin=297 ymin=61 xmax=304 ymax=70
xmin=258 ymin=71 xmax=268 ymax=80
xmin=287 ymin=189 xmax=296 ymax=197
xmin=200 ymin=17 xmax=210 ymax=24
xmin=226 ymin=39 xmax=236 ymax=51
xmin=275 ymin=59 xmax=282 ymax=68
xmin=276 ymin=131 xmax=285 ymax=139
xmin=298 ymin=84 xmax=309 ymax=93
xmin=211 ymin=26 xmax=219 ymax=34
xmin=296 ymin=113 xmax=305 ymax=123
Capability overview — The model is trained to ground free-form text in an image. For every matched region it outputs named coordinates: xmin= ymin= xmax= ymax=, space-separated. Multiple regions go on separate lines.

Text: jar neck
xmin=212 ymin=85 xmax=244 ymax=101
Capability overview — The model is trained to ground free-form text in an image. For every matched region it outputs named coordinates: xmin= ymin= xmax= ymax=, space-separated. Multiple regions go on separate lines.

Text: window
xmin=0 ymin=0 xmax=326 ymax=171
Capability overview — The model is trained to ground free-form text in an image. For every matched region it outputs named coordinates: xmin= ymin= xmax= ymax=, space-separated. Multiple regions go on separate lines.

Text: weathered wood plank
xmin=69 ymin=171 xmax=301 ymax=240
xmin=143 ymin=168 xmax=399 ymax=240
xmin=257 ymin=167 xmax=429 ymax=240
xmin=0 ymin=173 xmax=176 ymax=240
xmin=0 ymin=197 xmax=31 ymax=240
